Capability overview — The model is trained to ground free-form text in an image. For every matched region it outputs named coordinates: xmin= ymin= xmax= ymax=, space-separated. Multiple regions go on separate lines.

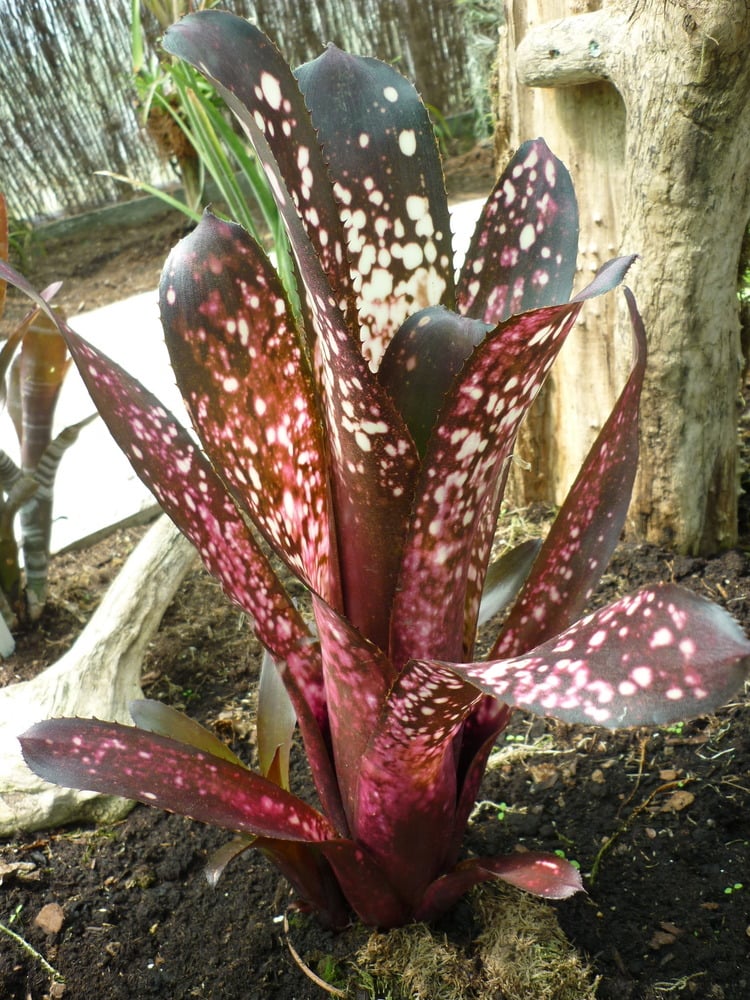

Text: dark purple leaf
xmin=457 ymin=138 xmax=578 ymax=323
xmin=20 ymin=719 xmax=335 ymax=842
xmin=378 ymin=306 xmax=492 ymax=456
xmin=296 ymin=45 xmax=456 ymax=368
xmin=445 ymin=583 xmax=750 ymax=726
xmin=493 ymin=286 xmax=646 ymax=658
xmin=161 ymin=212 xmax=340 ymax=605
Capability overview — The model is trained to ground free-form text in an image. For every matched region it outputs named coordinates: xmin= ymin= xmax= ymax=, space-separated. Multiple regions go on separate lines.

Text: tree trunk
xmin=499 ymin=0 xmax=750 ymax=553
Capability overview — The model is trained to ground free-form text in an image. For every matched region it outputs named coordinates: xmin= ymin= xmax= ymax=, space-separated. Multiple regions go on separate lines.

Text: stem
xmin=0 ymin=919 xmax=65 ymax=983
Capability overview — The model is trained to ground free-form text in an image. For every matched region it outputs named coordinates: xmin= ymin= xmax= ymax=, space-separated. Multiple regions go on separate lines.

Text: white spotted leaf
xmin=296 ymin=45 xmax=456 ymax=368
xmin=457 ymin=138 xmax=579 ymax=323
xmin=444 ymin=583 xmax=750 ymax=727
xmin=20 ymin=719 xmax=335 ymax=842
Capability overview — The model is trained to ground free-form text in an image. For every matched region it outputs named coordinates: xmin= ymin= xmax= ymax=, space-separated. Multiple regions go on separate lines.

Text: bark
xmin=500 ymin=0 xmax=750 ymax=552
xmin=0 ymin=515 xmax=197 ymax=835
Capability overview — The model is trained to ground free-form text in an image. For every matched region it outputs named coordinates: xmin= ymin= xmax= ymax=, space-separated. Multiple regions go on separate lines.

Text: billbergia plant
xmin=0 ymin=193 xmax=95 ymax=628
xmin=7 ymin=11 xmax=750 ymax=929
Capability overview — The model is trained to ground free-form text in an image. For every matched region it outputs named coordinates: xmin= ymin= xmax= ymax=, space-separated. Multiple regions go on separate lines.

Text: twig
xmin=0 ymin=919 xmax=65 ymax=983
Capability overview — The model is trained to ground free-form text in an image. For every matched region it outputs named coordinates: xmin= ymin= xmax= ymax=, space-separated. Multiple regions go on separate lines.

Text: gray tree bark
xmin=499 ymin=0 xmax=750 ymax=553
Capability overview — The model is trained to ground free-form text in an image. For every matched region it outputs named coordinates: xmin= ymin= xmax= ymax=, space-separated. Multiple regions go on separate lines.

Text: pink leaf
xmin=416 ymin=851 xmax=583 ymax=922
xmin=445 ymin=583 xmax=750 ymax=727
xmin=20 ymin=719 xmax=335 ymax=842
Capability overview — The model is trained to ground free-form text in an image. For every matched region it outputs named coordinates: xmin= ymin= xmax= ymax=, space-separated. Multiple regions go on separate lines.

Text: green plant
xmin=0 ymin=194 xmax=95 ymax=627
xmin=115 ymin=2 xmax=297 ymax=305
xmin=7 ymin=12 xmax=750 ymax=930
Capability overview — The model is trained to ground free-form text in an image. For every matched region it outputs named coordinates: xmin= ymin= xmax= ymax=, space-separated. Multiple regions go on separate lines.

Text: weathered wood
xmin=0 ymin=515 xmax=197 ymax=835
xmin=499 ymin=0 xmax=750 ymax=553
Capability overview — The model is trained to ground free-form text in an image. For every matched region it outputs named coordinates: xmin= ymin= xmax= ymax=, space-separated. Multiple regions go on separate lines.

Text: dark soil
xmin=2 ymin=150 xmax=749 ymax=999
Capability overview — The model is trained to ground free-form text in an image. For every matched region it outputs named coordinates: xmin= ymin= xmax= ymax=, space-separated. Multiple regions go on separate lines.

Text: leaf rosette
xmin=7 ymin=11 xmax=750 ymax=929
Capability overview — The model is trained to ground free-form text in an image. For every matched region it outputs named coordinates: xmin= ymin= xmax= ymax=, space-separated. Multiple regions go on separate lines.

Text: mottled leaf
xmin=416 ymin=851 xmax=583 ymax=922
xmin=390 ymin=257 xmax=636 ymax=669
xmin=445 ymin=584 xmax=750 ymax=726
xmin=0 ymin=259 xmax=347 ymax=826
xmin=164 ymin=11 xmax=420 ymax=651
xmin=457 ymin=138 xmax=578 ymax=323
xmin=493 ymin=287 xmax=646 ymax=659
xmin=20 ymin=719 xmax=336 ymax=842
xmin=296 ymin=46 xmax=455 ymax=368
xmin=161 ymin=212 xmax=340 ymax=604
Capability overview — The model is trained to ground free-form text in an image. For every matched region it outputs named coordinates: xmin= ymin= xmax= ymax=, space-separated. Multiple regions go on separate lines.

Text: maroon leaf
xmin=444 ymin=583 xmax=750 ymax=726
xmin=312 ymin=596 xmax=397 ymax=819
xmin=0 ymin=258 xmax=347 ymax=828
xmin=353 ymin=659 xmax=480 ymax=903
xmin=161 ymin=212 xmax=340 ymax=605
xmin=163 ymin=10 xmax=358 ymax=337
xmin=319 ymin=839 xmax=411 ymax=928
xmin=296 ymin=45 xmax=456 ymax=368
xmin=20 ymin=719 xmax=335 ymax=842
xmin=378 ymin=306 xmax=492 ymax=456
xmin=494 ymin=287 xmax=646 ymax=659
xmin=416 ymin=851 xmax=583 ymax=922
xmin=457 ymin=138 xmax=578 ymax=323
xmin=164 ymin=11 xmax=421 ymax=651
xmin=390 ymin=257 xmax=636 ymax=669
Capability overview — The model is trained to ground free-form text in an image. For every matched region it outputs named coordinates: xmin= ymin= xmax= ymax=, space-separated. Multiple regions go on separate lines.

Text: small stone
xmin=34 ymin=902 xmax=64 ymax=935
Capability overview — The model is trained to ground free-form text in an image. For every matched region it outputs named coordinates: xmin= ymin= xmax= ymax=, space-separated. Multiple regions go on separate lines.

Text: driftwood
xmin=0 ymin=514 xmax=197 ymax=835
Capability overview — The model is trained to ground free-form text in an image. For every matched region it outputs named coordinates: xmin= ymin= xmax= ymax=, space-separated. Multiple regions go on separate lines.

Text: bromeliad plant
xmin=0 ymin=193 xmax=95 ymax=627
xmin=10 ymin=11 xmax=750 ymax=929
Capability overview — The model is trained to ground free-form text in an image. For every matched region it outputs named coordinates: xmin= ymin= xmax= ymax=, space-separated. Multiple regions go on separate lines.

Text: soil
xmin=1 ymin=148 xmax=749 ymax=1000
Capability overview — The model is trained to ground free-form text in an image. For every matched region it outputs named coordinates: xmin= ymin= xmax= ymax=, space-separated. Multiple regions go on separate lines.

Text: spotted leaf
xmin=163 ymin=10 xmax=357 ymax=335
xmin=457 ymin=138 xmax=579 ymax=323
xmin=378 ymin=305 xmax=492 ymax=456
xmin=416 ymin=851 xmax=584 ymax=922
xmin=494 ymin=287 xmax=646 ymax=659
xmin=161 ymin=212 xmax=340 ymax=604
xmin=164 ymin=11 xmax=420 ymax=651
xmin=20 ymin=719 xmax=336 ymax=843
xmin=390 ymin=257 xmax=635 ymax=669
xmin=353 ymin=659 xmax=480 ymax=904
xmin=296 ymin=45 xmax=456 ymax=368
xmin=444 ymin=583 xmax=750 ymax=727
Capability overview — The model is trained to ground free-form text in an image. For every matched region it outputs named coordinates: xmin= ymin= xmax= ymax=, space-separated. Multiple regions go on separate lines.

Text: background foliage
xmin=0 ymin=0 xmax=493 ymax=221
